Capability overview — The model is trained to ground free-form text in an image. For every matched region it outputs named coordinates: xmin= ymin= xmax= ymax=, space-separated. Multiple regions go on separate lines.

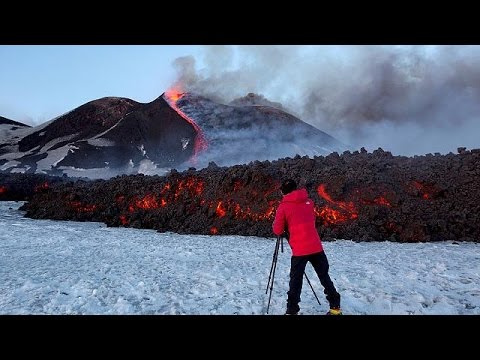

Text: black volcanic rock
xmin=55 ymin=96 xmax=196 ymax=170
xmin=19 ymin=148 xmax=480 ymax=242
xmin=0 ymin=173 xmax=75 ymax=201
xmin=18 ymin=97 xmax=140 ymax=152
xmin=229 ymin=92 xmax=285 ymax=110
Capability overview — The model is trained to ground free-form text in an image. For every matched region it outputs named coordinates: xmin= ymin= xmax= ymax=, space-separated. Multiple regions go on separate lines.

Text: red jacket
xmin=272 ymin=188 xmax=323 ymax=256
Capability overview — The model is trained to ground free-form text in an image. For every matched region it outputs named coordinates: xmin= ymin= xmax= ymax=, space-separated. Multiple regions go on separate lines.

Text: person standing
xmin=272 ymin=179 xmax=342 ymax=315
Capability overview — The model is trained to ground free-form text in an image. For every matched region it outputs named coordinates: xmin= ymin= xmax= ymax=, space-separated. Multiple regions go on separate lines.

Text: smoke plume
xmin=171 ymin=45 xmax=480 ymax=156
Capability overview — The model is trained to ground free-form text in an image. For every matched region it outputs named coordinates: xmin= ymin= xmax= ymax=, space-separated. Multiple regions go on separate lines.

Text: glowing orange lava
xmin=164 ymin=87 xmax=208 ymax=164
xmin=410 ymin=180 xmax=433 ymax=200
xmin=165 ymin=89 xmax=183 ymax=102
xmin=69 ymin=201 xmax=97 ymax=213
xmin=317 ymin=184 xmax=356 ymax=213
xmin=119 ymin=214 xmax=128 ymax=225
xmin=132 ymin=178 xmax=279 ymax=224
xmin=374 ymin=196 xmax=391 ymax=206
xmin=34 ymin=182 xmax=49 ymax=192
xmin=66 ymin=173 xmax=406 ymax=234
xmin=135 ymin=194 xmax=159 ymax=209
xmin=216 ymin=201 xmax=227 ymax=217
xmin=316 ymin=184 xmax=358 ymax=224
xmin=315 ymin=206 xmax=354 ymax=224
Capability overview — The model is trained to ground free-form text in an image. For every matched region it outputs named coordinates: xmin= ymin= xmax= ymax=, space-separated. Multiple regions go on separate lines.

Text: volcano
xmin=0 ymin=92 xmax=346 ymax=178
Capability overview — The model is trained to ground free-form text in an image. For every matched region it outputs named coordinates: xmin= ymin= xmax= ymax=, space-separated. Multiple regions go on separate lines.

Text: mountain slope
xmin=0 ymin=116 xmax=31 ymax=128
xmin=172 ymin=92 xmax=346 ymax=168
xmin=0 ymin=96 xmax=197 ymax=177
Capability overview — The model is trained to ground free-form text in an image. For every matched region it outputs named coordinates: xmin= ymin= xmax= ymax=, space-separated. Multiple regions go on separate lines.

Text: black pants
xmin=287 ymin=251 xmax=340 ymax=313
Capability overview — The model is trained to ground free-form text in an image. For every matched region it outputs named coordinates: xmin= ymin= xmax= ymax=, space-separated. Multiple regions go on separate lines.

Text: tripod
xmin=265 ymin=235 xmax=322 ymax=314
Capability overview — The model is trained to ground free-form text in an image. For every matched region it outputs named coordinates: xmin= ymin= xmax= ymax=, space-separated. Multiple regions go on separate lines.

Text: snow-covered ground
xmin=0 ymin=201 xmax=479 ymax=315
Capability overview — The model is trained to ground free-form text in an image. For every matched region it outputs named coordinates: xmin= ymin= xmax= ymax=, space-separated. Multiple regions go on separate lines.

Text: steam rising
xmin=171 ymin=45 xmax=480 ymax=156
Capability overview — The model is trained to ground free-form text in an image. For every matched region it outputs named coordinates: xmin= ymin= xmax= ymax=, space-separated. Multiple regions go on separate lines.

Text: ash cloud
xmin=171 ymin=45 xmax=480 ymax=156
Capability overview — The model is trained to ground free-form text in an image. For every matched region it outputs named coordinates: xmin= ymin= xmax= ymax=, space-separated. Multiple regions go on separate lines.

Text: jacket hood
xmin=282 ymin=188 xmax=309 ymax=203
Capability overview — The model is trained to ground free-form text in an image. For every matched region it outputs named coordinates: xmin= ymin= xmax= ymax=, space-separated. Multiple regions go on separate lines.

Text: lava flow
xmin=164 ymin=87 xmax=208 ymax=164
xmin=315 ymin=183 xmax=358 ymax=225
xmin=108 ymin=176 xmax=279 ymax=228
xmin=17 ymin=147 xmax=480 ymax=242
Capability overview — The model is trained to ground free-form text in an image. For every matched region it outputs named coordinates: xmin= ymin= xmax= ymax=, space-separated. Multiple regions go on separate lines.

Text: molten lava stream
xmin=164 ymin=89 xmax=208 ymax=164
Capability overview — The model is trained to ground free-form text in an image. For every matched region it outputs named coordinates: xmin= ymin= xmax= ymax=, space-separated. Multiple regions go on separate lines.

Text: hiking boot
xmin=285 ymin=302 xmax=300 ymax=315
xmin=326 ymin=307 xmax=342 ymax=315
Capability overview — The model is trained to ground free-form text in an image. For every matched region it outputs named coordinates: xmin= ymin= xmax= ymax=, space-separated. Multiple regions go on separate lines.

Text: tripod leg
xmin=266 ymin=238 xmax=281 ymax=314
xmin=266 ymin=250 xmax=279 ymax=314
xmin=265 ymin=237 xmax=280 ymax=294
xmin=304 ymin=272 xmax=321 ymax=307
